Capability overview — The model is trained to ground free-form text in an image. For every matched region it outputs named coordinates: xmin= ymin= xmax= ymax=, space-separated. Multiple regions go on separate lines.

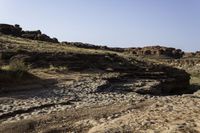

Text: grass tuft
xmin=49 ymin=64 xmax=68 ymax=72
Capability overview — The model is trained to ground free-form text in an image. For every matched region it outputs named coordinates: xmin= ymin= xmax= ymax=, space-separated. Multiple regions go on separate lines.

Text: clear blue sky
xmin=0 ymin=0 xmax=200 ymax=51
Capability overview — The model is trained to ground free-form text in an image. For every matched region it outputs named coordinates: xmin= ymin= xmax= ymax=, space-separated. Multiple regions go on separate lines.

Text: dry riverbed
xmin=0 ymin=70 xmax=200 ymax=133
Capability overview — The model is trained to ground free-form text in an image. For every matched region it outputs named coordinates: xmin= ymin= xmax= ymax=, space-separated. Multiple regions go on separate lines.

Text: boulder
xmin=0 ymin=24 xmax=22 ymax=36
xmin=37 ymin=34 xmax=58 ymax=43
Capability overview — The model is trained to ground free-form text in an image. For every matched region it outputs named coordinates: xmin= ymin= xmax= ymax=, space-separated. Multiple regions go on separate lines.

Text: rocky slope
xmin=0 ymin=34 xmax=190 ymax=95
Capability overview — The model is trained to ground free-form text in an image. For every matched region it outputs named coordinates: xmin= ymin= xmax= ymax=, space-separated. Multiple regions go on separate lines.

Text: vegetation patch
xmin=48 ymin=64 xmax=68 ymax=72
xmin=0 ymin=59 xmax=39 ymax=87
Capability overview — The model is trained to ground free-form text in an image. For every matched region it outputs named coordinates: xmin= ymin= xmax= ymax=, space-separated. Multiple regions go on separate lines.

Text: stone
xmin=0 ymin=24 xmax=22 ymax=36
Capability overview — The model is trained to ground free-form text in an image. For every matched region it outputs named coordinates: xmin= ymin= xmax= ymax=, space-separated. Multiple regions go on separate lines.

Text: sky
xmin=0 ymin=0 xmax=200 ymax=52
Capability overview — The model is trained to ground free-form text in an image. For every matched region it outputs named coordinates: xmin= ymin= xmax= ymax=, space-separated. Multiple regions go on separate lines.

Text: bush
xmin=0 ymin=59 xmax=30 ymax=82
xmin=49 ymin=64 xmax=68 ymax=72
xmin=9 ymin=59 xmax=29 ymax=72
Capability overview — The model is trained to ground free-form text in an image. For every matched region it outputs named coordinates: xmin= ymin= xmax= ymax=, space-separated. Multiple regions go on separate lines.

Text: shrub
xmin=0 ymin=59 xmax=29 ymax=78
xmin=9 ymin=59 xmax=29 ymax=72
xmin=49 ymin=64 xmax=68 ymax=72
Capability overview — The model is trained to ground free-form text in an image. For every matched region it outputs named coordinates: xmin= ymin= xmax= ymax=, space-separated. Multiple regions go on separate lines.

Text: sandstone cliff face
xmin=0 ymin=24 xmax=58 ymax=43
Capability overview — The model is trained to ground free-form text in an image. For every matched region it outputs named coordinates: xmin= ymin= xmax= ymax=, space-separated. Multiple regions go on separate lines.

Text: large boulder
xmin=37 ymin=34 xmax=58 ymax=43
xmin=0 ymin=24 xmax=22 ymax=36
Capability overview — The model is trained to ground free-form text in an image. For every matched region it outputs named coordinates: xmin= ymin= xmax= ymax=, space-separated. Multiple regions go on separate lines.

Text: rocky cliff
xmin=0 ymin=24 xmax=58 ymax=43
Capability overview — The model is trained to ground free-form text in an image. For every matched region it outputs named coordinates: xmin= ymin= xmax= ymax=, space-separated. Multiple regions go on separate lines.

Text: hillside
xmin=0 ymin=24 xmax=200 ymax=133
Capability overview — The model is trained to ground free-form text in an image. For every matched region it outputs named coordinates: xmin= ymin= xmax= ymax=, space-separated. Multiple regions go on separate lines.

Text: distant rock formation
xmin=126 ymin=46 xmax=184 ymax=59
xmin=62 ymin=43 xmax=184 ymax=59
xmin=0 ymin=24 xmax=187 ymax=59
xmin=0 ymin=24 xmax=58 ymax=43
xmin=183 ymin=51 xmax=200 ymax=58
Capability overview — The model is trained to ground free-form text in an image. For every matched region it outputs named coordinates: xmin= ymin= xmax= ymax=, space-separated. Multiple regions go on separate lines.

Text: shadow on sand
xmin=0 ymin=70 xmax=58 ymax=99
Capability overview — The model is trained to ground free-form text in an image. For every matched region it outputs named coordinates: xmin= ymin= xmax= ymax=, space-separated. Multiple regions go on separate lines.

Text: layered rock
xmin=0 ymin=24 xmax=58 ymax=43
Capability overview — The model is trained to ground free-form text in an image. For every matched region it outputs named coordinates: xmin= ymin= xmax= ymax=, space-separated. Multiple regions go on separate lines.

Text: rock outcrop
xmin=0 ymin=24 xmax=58 ymax=43
xmin=126 ymin=46 xmax=184 ymax=59
xmin=0 ymin=24 xmax=22 ymax=36
xmin=0 ymin=25 xmax=191 ymax=95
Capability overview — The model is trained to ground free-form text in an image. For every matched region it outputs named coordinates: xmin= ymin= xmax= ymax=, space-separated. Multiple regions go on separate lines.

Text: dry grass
xmin=48 ymin=64 xmax=68 ymax=72
xmin=0 ymin=35 xmax=117 ymax=55
xmin=0 ymin=59 xmax=32 ymax=86
xmin=190 ymin=73 xmax=200 ymax=85
xmin=1 ymin=59 xmax=29 ymax=72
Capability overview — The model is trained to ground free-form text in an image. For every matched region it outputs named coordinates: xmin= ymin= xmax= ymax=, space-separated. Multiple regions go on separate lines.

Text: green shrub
xmin=49 ymin=64 xmax=68 ymax=72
